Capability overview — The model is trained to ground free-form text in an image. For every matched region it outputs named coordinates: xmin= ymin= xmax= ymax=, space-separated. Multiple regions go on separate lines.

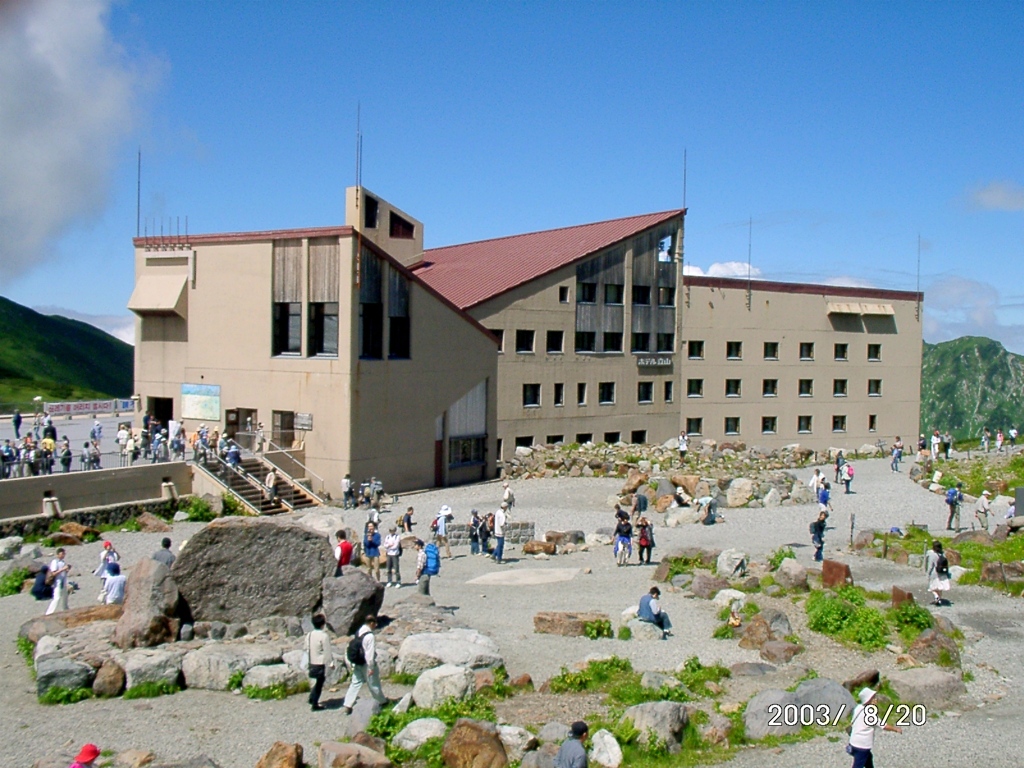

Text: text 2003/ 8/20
xmin=767 ymin=703 xmax=928 ymax=727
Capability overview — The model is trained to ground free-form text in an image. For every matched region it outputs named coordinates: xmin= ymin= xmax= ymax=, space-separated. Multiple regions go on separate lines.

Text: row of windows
xmin=683 ymin=414 xmax=878 ymax=436
xmin=575 ymin=282 xmax=676 ymax=307
xmin=494 ymin=329 xmax=675 ymax=355
xmin=523 ymin=381 xmax=675 ymax=408
xmin=273 ymin=301 xmax=344 ymax=357
xmin=686 ymin=378 xmax=883 ymax=398
xmin=687 ymin=340 xmax=882 ymax=362
xmin=513 ymin=430 xmax=650 ymax=448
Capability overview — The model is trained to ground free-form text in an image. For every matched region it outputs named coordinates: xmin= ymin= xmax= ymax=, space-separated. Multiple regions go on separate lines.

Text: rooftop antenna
xmin=682 ymin=148 xmax=687 ymax=209
xmin=746 ymin=216 xmax=753 ymax=310
xmin=136 ymin=148 xmax=141 ymax=238
xmin=681 ymin=148 xmax=689 ymax=309
xmin=355 ymin=103 xmax=363 ymax=287
xmin=916 ymin=234 xmax=922 ymax=321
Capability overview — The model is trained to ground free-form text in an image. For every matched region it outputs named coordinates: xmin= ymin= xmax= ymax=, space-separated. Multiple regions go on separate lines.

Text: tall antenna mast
xmin=355 ymin=104 xmax=363 ymax=287
xmin=916 ymin=234 xmax=922 ymax=321
xmin=746 ymin=216 xmax=753 ymax=310
xmin=136 ymin=148 xmax=142 ymax=238
xmin=682 ymin=148 xmax=687 ymax=209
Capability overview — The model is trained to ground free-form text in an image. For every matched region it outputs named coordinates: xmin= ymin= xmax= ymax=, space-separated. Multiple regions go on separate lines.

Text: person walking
xmin=678 ymin=431 xmax=688 ymax=464
xmin=982 ymin=427 xmax=991 ymax=453
xmin=334 ymin=530 xmax=353 ymax=577
xmin=636 ymin=516 xmax=655 ymax=565
xmin=842 ymin=462 xmax=854 ymax=494
xmin=383 ymin=526 xmax=402 ymax=588
xmin=402 ymin=506 xmax=415 ymax=533
xmin=12 ymin=409 xmax=22 ymax=440
xmin=847 ymin=688 xmax=902 ymax=768
xmin=925 ymin=541 xmax=951 ymax=605
xmin=613 ymin=516 xmax=633 ymax=566
xmin=363 ymin=523 xmax=382 ymax=581
xmin=468 ymin=509 xmax=484 ymax=556
xmin=305 ymin=614 xmax=334 ymax=711
xmin=493 ymin=502 xmax=508 ymax=564
xmin=502 ymin=481 xmax=515 ymax=510
xmin=975 ymin=490 xmax=992 ymax=531
xmin=807 ymin=468 xmax=824 ymax=494
xmin=341 ymin=616 xmax=389 ymax=714
xmin=810 ymin=511 xmax=827 ymax=562
xmin=433 ymin=505 xmax=453 ymax=558
xmin=996 ymin=429 xmax=1005 ymax=453
xmin=45 ymin=548 xmax=71 ymax=615
xmin=554 ymin=722 xmax=589 ymax=768
xmin=637 ymin=586 xmax=672 ymax=637
xmin=945 ymin=483 xmax=964 ymax=531
xmin=834 ymin=450 xmax=846 ymax=483
xmin=930 ymin=430 xmax=941 ymax=461
xmin=890 ymin=437 xmax=902 ymax=473
xmin=342 ymin=473 xmax=355 ymax=509
xmin=818 ymin=481 xmax=833 ymax=518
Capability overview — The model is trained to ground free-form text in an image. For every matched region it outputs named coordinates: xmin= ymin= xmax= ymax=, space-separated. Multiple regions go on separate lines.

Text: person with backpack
xmin=334 ymin=530 xmax=353 ymax=577
xmin=414 ymin=539 xmax=431 ymax=595
xmin=420 ymin=539 xmax=441 ymax=595
xmin=432 ymin=505 xmax=453 ymax=558
xmin=341 ymin=615 xmax=389 ymax=714
xmin=925 ymin=540 xmax=951 ymax=605
xmin=383 ymin=526 xmax=402 ymax=588
xmin=636 ymin=517 xmax=655 ymax=565
xmin=480 ymin=512 xmax=493 ymax=555
xmin=945 ymin=483 xmax=964 ymax=531
xmin=305 ymin=614 xmax=335 ymax=711
xmin=809 ymin=511 xmax=827 ymax=562
xmin=363 ymin=523 xmax=382 ymax=582
xmin=841 ymin=462 xmax=854 ymax=494
xmin=469 ymin=510 xmax=484 ymax=556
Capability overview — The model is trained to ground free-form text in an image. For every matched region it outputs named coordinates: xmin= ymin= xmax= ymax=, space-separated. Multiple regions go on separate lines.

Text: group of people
xmin=980 ymin=426 xmax=1017 ymax=454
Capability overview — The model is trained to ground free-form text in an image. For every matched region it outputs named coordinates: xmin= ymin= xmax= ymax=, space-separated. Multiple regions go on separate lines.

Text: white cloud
xmin=0 ymin=0 xmax=140 ymax=283
xmin=821 ymin=275 xmax=877 ymax=289
xmin=35 ymin=305 xmax=135 ymax=345
xmin=968 ymin=180 xmax=1024 ymax=212
xmin=923 ymin=276 xmax=1024 ymax=354
xmin=684 ymin=262 xmax=763 ymax=278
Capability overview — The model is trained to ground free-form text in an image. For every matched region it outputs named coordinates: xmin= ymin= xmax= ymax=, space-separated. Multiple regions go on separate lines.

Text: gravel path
xmin=3 ymin=457 xmax=1023 ymax=767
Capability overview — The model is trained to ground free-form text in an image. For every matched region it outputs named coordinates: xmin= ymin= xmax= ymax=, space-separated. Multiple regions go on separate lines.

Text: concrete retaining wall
xmin=0 ymin=498 xmax=179 ymax=539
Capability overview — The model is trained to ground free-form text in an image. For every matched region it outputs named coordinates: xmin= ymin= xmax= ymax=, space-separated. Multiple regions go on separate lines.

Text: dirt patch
xmin=494 ymin=691 xmax=609 ymax=728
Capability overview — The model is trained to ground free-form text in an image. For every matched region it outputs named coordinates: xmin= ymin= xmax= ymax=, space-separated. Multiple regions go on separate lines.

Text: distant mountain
xmin=920 ymin=336 xmax=1024 ymax=440
xmin=0 ymin=296 xmax=134 ymax=411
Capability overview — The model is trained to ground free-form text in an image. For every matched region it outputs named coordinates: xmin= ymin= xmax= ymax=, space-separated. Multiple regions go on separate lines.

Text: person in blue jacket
xmin=637 ymin=586 xmax=672 ymax=638
xmin=363 ymin=522 xmax=382 ymax=582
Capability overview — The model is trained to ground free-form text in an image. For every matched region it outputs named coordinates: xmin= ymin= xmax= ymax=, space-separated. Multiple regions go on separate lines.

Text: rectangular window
xmin=638 ymin=381 xmax=654 ymax=403
xmin=833 ymin=379 xmax=848 ymax=397
xmin=658 ymin=286 xmax=676 ymax=307
xmin=363 ymin=195 xmax=379 ymax=229
xmin=389 ymin=211 xmax=415 ymax=239
xmin=725 ymin=379 xmax=742 ymax=397
xmin=558 ymin=286 xmax=570 ymax=303
xmin=656 ymin=333 xmax=674 ymax=353
xmin=577 ymin=382 xmax=587 ymax=406
xmin=515 ymin=329 xmax=535 ymax=353
xmin=664 ymin=381 xmax=674 ymax=403
xmin=523 ymin=383 xmax=541 ymax=408
xmin=359 ymin=302 xmax=383 ymax=359
xmin=798 ymin=415 xmax=813 ymax=433
xmin=389 ymin=316 xmax=410 ymax=359
xmin=514 ymin=436 xmax=534 ymax=448
xmin=577 ymin=282 xmax=597 ymax=303
xmin=604 ymin=283 xmax=624 ymax=304
xmin=388 ymin=269 xmax=411 ymax=359
xmin=867 ymin=343 xmax=882 ymax=361
xmin=631 ymin=429 xmax=647 ymax=444
xmin=631 ymin=332 xmax=651 ymax=352
xmin=686 ymin=417 xmax=703 ymax=435
xmin=604 ymin=431 xmax=621 ymax=444
xmin=308 ymin=302 xmax=338 ymax=356
xmin=603 ymin=332 xmax=623 ymax=352
xmin=727 ymin=341 xmax=743 ymax=359
xmin=598 ymin=381 xmax=616 ymax=404
xmin=546 ymin=330 xmax=564 ymax=354
xmin=799 ymin=379 xmax=813 ymax=397
xmin=869 ymin=414 xmax=878 ymax=432
xmin=489 ymin=329 xmax=504 ymax=352
xmin=688 ymin=340 xmax=705 ymax=359
xmin=554 ymin=383 xmax=565 ymax=407
xmin=868 ymin=379 xmax=882 ymax=396
xmin=762 ymin=416 xmax=778 ymax=434
xmin=575 ymin=331 xmax=597 ymax=352
xmin=799 ymin=342 xmax=815 ymax=360
xmin=725 ymin=416 xmax=740 ymax=435
xmin=449 ymin=436 xmax=485 ymax=468
xmin=546 ymin=435 xmax=564 ymax=445
xmin=764 ymin=341 xmax=779 ymax=360
xmin=762 ymin=378 xmax=778 ymax=397
xmin=576 ymin=433 xmax=593 ymax=444
xmin=834 ymin=343 xmax=848 ymax=361
xmin=632 ymin=285 xmax=651 ymax=305
xmin=832 ymin=415 xmax=847 ymax=433
xmin=687 ymin=378 xmax=704 ymax=397
xmin=273 ymin=302 xmax=302 ymax=355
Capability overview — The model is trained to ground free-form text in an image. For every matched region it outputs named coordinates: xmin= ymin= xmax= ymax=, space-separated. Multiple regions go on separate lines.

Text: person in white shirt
xmin=930 ymin=431 xmax=941 ymax=461
xmin=45 ymin=548 xmax=71 ymax=615
xmin=305 ymin=614 xmax=335 ymax=711
xmin=383 ymin=526 xmax=403 ymax=587
xmin=493 ymin=502 xmax=508 ymax=563
xmin=678 ymin=431 xmax=688 ymax=463
xmin=975 ymin=490 xmax=992 ymax=531
xmin=103 ymin=562 xmax=126 ymax=605
xmin=807 ymin=468 xmax=823 ymax=494
xmin=848 ymin=687 xmax=902 ymax=765
xmin=502 ymin=481 xmax=515 ymax=509
xmin=433 ymin=505 xmax=452 ymax=558
xmin=341 ymin=616 xmax=388 ymax=713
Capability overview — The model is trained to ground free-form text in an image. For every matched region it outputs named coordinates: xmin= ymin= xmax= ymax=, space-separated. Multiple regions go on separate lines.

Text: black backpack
xmin=936 ymin=554 xmax=949 ymax=576
xmin=347 ymin=634 xmax=367 ymax=666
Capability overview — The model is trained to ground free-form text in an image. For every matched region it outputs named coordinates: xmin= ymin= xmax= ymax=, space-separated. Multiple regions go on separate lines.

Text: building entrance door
xmin=225 ymin=408 xmax=258 ymax=449
xmin=147 ymin=397 xmax=173 ymax=431
xmin=272 ymin=411 xmax=295 ymax=449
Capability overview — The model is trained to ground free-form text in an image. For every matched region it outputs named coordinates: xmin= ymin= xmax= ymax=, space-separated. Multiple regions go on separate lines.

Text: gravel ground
xmin=3 ymin=457 xmax=1024 ymax=767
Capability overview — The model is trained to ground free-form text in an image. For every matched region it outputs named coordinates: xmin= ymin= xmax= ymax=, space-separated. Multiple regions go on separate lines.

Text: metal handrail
xmin=263 ymin=439 xmax=328 ymax=499
xmin=197 ymin=451 xmax=283 ymax=515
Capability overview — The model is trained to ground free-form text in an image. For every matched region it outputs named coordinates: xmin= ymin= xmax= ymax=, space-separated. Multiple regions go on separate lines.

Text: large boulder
xmin=760 ymin=641 xmax=803 ymax=664
xmin=533 ymin=611 xmax=611 ymax=637
xmin=136 ymin=511 xmax=172 ymax=533
xmin=36 ymin=656 xmax=95 ymax=697
xmin=626 ymin=619 xmax=664 ymax=641
xmin=322 ymin=572 xmax=385 ymax=636
xmin=744 ymin=689 xmax=800 ymax=740
xmin=760 ymin=608 xmax=792 ymax=638
xmin=345 ymin=698 xmax=384 ymax=739
xmin=172 ymin=517 xmax=333 ymax=622
xmin=738 ymin=615 xmax=773 ymax=650
xmin=762 ymin=488 xmax=782 ymax=508
xmin=716 ymin=549 xmax=747 ymax=578
xmin=887 ymin=668 xmax=966 ymax=708
xmin=442 ymin=718 xmax=508 ymax=768
xmin=690 ymin=574 xmax=730 ymax=599
xmin=588 ymin=729 xmax=622 ymax=768
xmin=0 ymin=535 xmax=24 ymax=559
xmin=621 ymin=469 xmax=649 ymax=494
xmin=621 ymin=701 xmax=688 ymax=749
xmin=664 ymin=507 xmax=700 ymax=527
xmin=397 ymin=629 xmax=502 ymax=675
xmin=791 ymin=678 xmax=856 ymax=723
xmin=522 ymin=540 xmax=557 ymax=555
xmin=412 ymin=664 xmax=476 ymax=709
xmin=242 ymin=663 xmax=306 ymax=692
xmin=671 ymin=474 xmax=701 ymax=496
xmin=537 ymin=723 xmax=570 ymax=743
xmin=774 ymin=559 xmax=808 ymax=591
xmin=908 ymin=629 xmax=961 ymax=667
xmin=181 ymin=643 xmax=282 ymax=690
xmin=392 ymin=718 xmax=448 ymax=752
xmin=712 ymin=589 xmax=747 ymax=609
xmin=112 ymin=558 xmax=180 ymax=649
xmin=120 ymin=648 xmax=183 ymax=689
xmin=318 ymin=742 xmax=392 ymax=768
xmin=725 ymin=478 xmax=755 ymax=507
xmin=20 ymin=605 xmax=123 ymax=643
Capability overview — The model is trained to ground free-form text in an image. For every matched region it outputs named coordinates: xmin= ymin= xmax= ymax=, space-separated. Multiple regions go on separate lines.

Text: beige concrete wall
xmin=0 ymin=462 xmax=192 ymax=520
xmin=678 ymin=281 xmax=922 ymax=450
xmin=345 ymin=186 xmax=424 ymax=268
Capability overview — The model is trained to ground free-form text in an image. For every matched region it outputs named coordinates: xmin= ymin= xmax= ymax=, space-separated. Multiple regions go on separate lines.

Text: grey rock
xmin=744 ymin=689 xmax=800 ymax=740
xmin=34 ymin=635 xmax=62 ymax=663
xmin=763 ymin=584 xmax=783 ymax=596
xmin=171 ymin=517 xmax=333 ymax=622
xmin=627 ymin=619 xmax=664 ymax=641
xmin=173 ymin=510 xmax=190 ymax=522
xmin=888 ymin=668 xmax=966 ymax=708
xmin=179 ymin=624 xmax=194 ymax=642
xmin=537 ymin=722 xmax=570 ymax=743
xmin=120 ymin=648 xmax=183 ymax=689
xmin=322 ymin=571 xmax=386 ymax=636
xmin=522 ymin=744 xmax=558 ymax=768
xmin=393 ymin=717 xmax=448 ymax=751
xmin=775 ymin=558 xmax=809 ymax=590
xmin=181 ymin=643 xmax=282 ymax=690
xmin=762 ymin=488 xmax=782 ymax=507
xmin=113 ymin=558 xmax=180 ymax=649
xmin=208 ymin=622 xmax=227 ymax=640
xmin=716 ymin=549 xmax=747 ymax=578
xmin=0 ymin=535 xmax=23 ymax=560
xmin=588 ymin=729 xmax=623 ymax=768
xmin=397 ymin=628 xmax=502 ymax=675
xmin=759 ymin=607 xmax=792 ymax=638
xmin=690 ymin=573 xmax=730 ymax=599
xmin=791 ymin=678 xmax=856 ymax=723
xmin=670 ymin=573 xmax=693 ymax=589
xmin=241 ymin=663 xmax=305 ymax=692
xmin=730 ymin=662 xmax=776 ymax=677
xmin=411 ymin=663 xmax=475 ymax=709
xmin=640 ymin=671 xmax=681 ymax=690
xmin=36 ymin=656 xmax=95 ymax=697
xmin=498 ymin=724 xmax=538 ymax=763
xmin=20 ymin=543 xmax=43 ymax=559
xmin=345 ymin=697 xmax=383 ymax=738
xmin=621 ymin=701 xmax=688 ymax=749
xmin=392 ymin=692 xmax=413 ymax=713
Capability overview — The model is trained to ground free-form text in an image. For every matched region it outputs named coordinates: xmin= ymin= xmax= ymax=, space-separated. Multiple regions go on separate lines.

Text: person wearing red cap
xmin=70 ymin=743 xmax=100 ymax=767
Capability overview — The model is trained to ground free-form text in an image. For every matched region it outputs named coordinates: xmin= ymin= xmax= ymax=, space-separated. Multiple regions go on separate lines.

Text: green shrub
xmin=716 ymin=605 xmax=732 ymax=622
xmin=389 ymin=671 xmax=419 ymax=686
xmin=806 ymin=591 xmax=856 ymax=635
xmin=806 ymin=590 xmax=892 ymax=650
xmin=17 ymin=636 xmax=35 ymax=669
xmin=712 ymin=623 xmax=735 ymax=640
xmin=741 ymin=601 xmax=760 ymax=618
xmin=768 ymin=546 xmax=796 ymax=571
xmin=0 ymin=567 xmax=30 ymax=598
xmin=221 ymin=493 xmax=246 ymax=516
xmin=584 ymin=619 xmax=614 ymax=640
xmin=889 ymin=601 xmax=934 ymax=645
xmin=123 ymin=681 xmax=180 ymax=699
xmin=936 ymin=648 xmax=956 ymax=668
xmin=122 ymin=517 xmax=142 ymax=533
xmin=834 ymin=585 xmax=867 ymax=606
xmin=677 ymin=656 xmax=730 ymax=696
xmin=617 ymin=625 xmax=632 ymax=640
xmin=227 ymin=670 xmax=246 ymax=690
xmin=178 ymin=496 xmax=216 ymax=522
xmin=39 ymin=686 xmax=93 ymax=705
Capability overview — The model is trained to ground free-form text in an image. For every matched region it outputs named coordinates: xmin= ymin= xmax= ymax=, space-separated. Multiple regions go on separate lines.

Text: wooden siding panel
xmin=272 ymin=239 xmax=303 ymax=302
xmin=309 ymin=237 xmax=340 ymax=302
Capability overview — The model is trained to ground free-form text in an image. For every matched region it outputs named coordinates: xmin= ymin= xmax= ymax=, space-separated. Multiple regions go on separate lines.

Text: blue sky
xmin=2 ymin=1 xmax=1023 ymax=349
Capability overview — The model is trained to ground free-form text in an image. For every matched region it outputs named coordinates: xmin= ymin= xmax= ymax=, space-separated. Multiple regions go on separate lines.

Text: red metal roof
xmin=414 ymin=210 xmax=685 ymax=310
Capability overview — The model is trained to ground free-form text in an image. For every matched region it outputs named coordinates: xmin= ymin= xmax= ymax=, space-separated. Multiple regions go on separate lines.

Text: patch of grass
xmin=477 ymin=666 xmax=514 ymax=700
xmin=584 ymin=618 xmax=614 ymax=640
xmin=548 ymin=657 xmax=691 ymax=706
xmin=0 ymin=567 xmax=30 ymax=598
xmin=123 ymin=681 xmax=180 ymax=699
xmin=121 ymin=517 xmax=142 ymax=533
xmin=760 ymin=574 xmax=776 ymax=588
xmin=962 ymin=671 xmax=975 ymax=682
xmin=805 ymin=590 xmax=891 ymax=650
xmin=786 ymin=668 xmax=819 ymax=691
xmin=768 ymin=546 xmax=796 ymax=571
xmin=368 ymin=694 xmax=497 ymax=762
xmin=244 ymin=681 xmax=309 ymax=700
xmin=716 ymin=605 xmax=732 ymax=622
xmin=888 ymin=601 xmax=934 ymax=646
xmin=178 ymin=496 xmax=216 ymax=522
xmin=741 ymin=601 xmax=760 ymax=618
xmin=666 ymin=555 xmax=707 ymax=580
xmin=936 ymin=648 xmax=956 ymax=668
xmin=39 ymin=686 xmax=93 ymax=705
xmin=676 ymin=656 xmax=730 ymax=697
xmin=712 ymin=623 xmax=735 ymax=640
xmin=617 ymin=625 xmax=632 ymax=641
xmin=17 ymin=636 xmax=35 ymax=669
xmin=784 ymin=634 xmax=802 ymax=645
xmin=389 ymin=671 xmax=419 ymax=686
xmin=227 ymin=670 xmax=246 ymax=691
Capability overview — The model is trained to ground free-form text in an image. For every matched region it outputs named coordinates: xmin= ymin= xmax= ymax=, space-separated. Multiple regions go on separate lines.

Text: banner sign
xmin=181 ymin=383 xmax=221 ymax=421
xmin=45 ymin=399 xmax=135 ymax=415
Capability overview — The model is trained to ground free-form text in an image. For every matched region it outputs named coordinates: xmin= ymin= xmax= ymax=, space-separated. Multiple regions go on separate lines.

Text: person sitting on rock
xmin=103 ymin=562 xmax=127 ymax=605
xmin=637 ymin=586 xmax=672 ymax=638
xmin=30 ymin=565 xmax=53 ymax=601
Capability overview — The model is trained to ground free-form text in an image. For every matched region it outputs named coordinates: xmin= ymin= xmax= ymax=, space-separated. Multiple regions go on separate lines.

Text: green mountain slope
xmin=920 ymin=336 xmax=1024 ymax=440
xmin=0 ymin=296 xmax=134 ymax=410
